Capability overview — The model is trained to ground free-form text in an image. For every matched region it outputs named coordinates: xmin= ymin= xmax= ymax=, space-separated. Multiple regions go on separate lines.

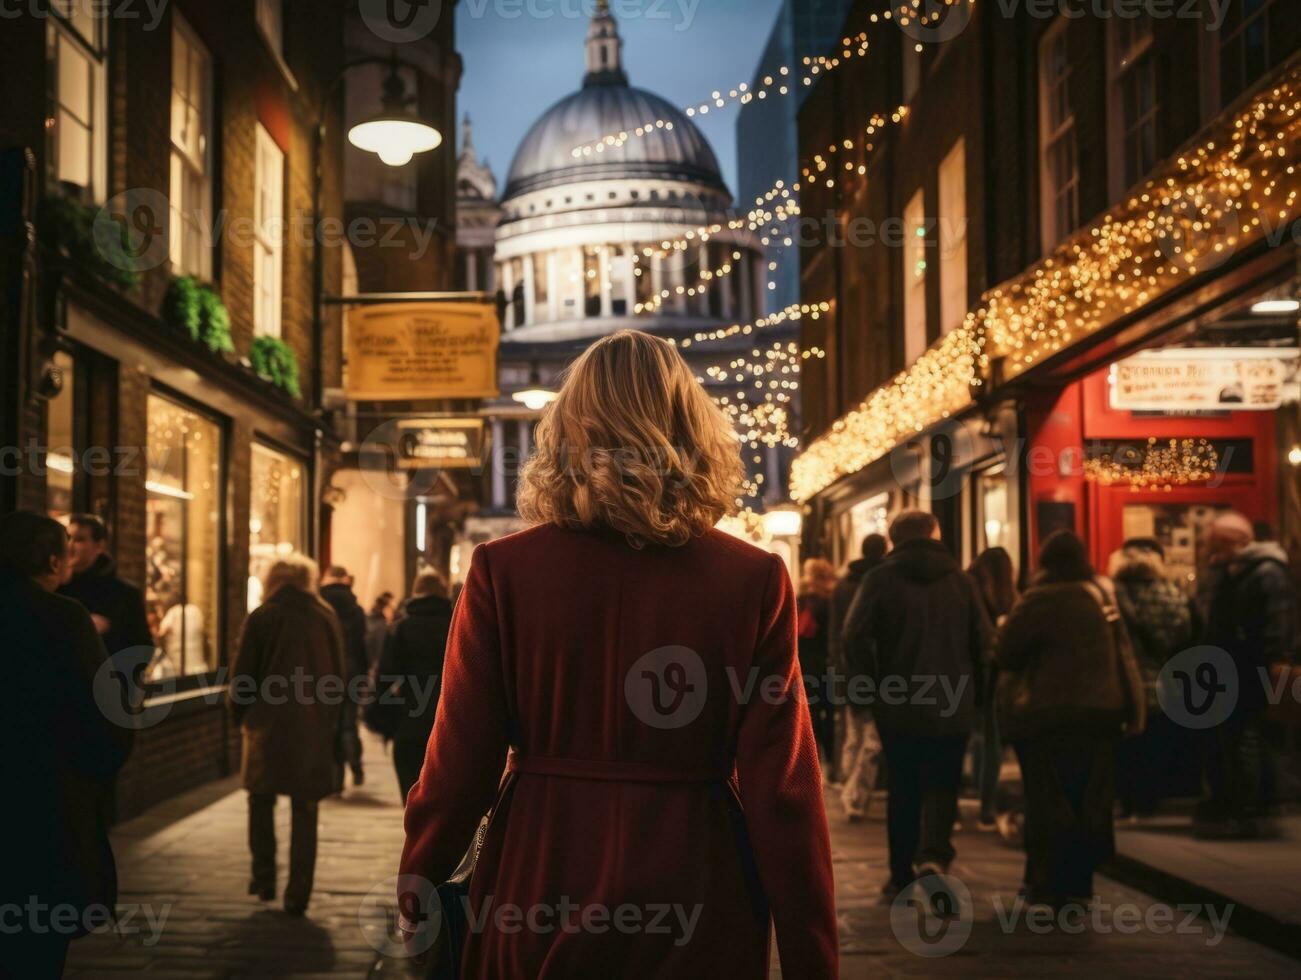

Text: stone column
xmin=491 ymin=418 xmax=507 ymax=510
xmin=522 ymin=253 xmax=536 ymax=326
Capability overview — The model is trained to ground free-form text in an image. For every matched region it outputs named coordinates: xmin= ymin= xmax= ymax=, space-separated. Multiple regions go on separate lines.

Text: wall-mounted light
xmin=347 ymin=58 xmax=442 ymax=167
xmin=1251 ymin=298 xmax=1300 ymax=316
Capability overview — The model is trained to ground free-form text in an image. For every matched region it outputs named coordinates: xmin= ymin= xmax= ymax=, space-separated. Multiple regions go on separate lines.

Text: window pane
xmin=57 ymin=34 xmax=92 ymax=121
xmin=57 ymin=112 xmax=92 ymax=188
xmin=146 ymin=395 xmax=222 ymax=679
xmin=248 ymin=444 xmax=304 ymax=611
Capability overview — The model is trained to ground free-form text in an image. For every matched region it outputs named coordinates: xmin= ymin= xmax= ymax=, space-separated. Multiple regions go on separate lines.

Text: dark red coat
xmin=399 ymin=523 xmax=837 ymax=978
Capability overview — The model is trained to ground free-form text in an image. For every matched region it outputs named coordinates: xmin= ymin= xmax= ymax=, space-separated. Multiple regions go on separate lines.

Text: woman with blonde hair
xmin=229 ymin=554 xmax=344 ymax=915
xmin=399 ymin=330 xmax=836 ymax=978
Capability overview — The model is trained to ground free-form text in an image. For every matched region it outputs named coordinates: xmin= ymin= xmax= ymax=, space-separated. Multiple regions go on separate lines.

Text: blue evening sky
xmin=456 ymin=0 xmax=785 ymax=198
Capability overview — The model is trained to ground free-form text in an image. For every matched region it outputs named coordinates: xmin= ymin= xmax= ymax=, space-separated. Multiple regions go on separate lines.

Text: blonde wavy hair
xmin=517 ymin=330 xmax=743 ymax=548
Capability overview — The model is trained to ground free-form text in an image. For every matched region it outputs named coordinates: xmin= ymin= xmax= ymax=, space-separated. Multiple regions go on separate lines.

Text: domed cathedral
xmin=494 ymin=2 xmax=764 ymax=343
xmin=464 ymin=2 xmax=787 ymax=553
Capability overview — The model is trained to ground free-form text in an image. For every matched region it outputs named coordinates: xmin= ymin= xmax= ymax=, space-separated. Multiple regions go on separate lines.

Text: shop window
xmin=170 ymin=14 xmax=213 ymax=279
xmin=938 ymin=140 xmax=967 ymax=336
xmin=902 ymin=188 xmax=928 ymax=364
xmin=254 ymin=125 xmax=285 ymax=338
xmin=844 ymin=492 xmax=891 ymax=566
xmin=1107 ymin=14 xmax=1159 ymax=201
xmin=145 ymin=394 xmax=222 ymax=680
xmin=46 ymin=1 xmax=106 ymax=200
xmin=248 ymin=444 xmax=305 ymax=611
xmin=1122 ymin=502 xmax=1229 ymax=594
xmin=1038 ymin=18 xmax=1079 ymax=251
xmin=45 ymin=351 xmax=77 ymax=522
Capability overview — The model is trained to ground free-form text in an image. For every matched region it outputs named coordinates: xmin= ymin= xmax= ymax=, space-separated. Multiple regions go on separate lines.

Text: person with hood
xmin=59 ymin=513 xmax=153 ymax=667
xmin=832 ymin=533 xmax=888 ymax=822
xmin=1197 ymin=512 xmax=1297 ymax=838
xmin=1 ymin=512 xmax=132 ymax=977
xmin=320 ymin=565 xmax=368 ymax=787
xmin=797 ymin=558 xmax=839 ymax=778
xmin=1108 ymin=538 xmax=1196 ymax=817
xmin=229 ymin=556 xmax=345 ymax=915
xmin=376 ymin=573 xmax=454 ymax=801
xmin=997 ymin=531 xmax=1145 ymax=909
xmin=843 ymin=510 xmax=990 ymax=897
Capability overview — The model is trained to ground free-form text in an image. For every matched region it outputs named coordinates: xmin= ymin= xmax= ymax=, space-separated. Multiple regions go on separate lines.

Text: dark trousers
xmin=805 ymin=674 xmax=838 ymax=781
xmin=1202 ymin=709 xmax=1267 ymax=823
xmin=248 ymin=793 xmax=319 ymax=909
xmin=1014 ymin=734 xmax=1116 ymax=902
xmin=0 ymin=928 xmax=70 ymax=980
xmin=393 ymin=737 xmax=427 ymax=804
xmin=1117 ymin=712 xmax=1180 ymax=815
xmin=878 ymin=730 xmax=968 ymax=886
xmin=339 ymin=700 xmax=363 ymax=780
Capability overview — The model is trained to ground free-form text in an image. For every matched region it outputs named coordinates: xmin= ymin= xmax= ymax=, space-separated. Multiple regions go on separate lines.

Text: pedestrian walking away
xmin=842 ymin=509 xmax=991 ymax=899
xmin=375 ymin=573 xmax=453 ymax=802
xmin=997 ymin=530 xmax=1147 ymax=910
xmin=831 ymin=533 xmax=888 ymax=823
xmin=798 ymin=557 xmax=840 ymax=781
xmin=320 ymin=565 xmax=369 ymax=788
xmin=228 ymin=555 xmax=346 ymax=916
xmin=968 ymin=546 xmax=1019 ymax=829
xmin=397 ymin=331 xmax=837 ymax=979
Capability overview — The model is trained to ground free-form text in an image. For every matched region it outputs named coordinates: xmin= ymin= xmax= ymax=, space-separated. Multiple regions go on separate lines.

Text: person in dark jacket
xmin=1197 ymin=512 xmax=1298 ymax=838
xmin=59 ymin=514 xmax=154 ymax=668
xmin=1109 ymin=538 xmax=1196 ymax=817
xmin=1 ymin=512 xmax=133 ymax=978
xmin=843 ymin=510 xmax=990 ymax=897
xmin=798 ymin=558 xmax=839 ymax=780
xmin=320 ymin=566 xmax=368 ymax=787
xmin=832 ymin=534 xmax=888 ymax=822
xmin=997 ymin=530 xmax=1141 ymax=909
xmin=377 ymin=572 xmax=454 ymax=801
xmin=365 ymin=591 xmax=394 ymax=673
xmin=968 ymin=547 xmax=1018 ymax=829
xmin=230 ymin=556 xmax=345 ymax=915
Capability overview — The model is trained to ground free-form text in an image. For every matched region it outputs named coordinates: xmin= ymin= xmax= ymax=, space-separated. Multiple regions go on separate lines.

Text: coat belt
xmin=506 ymin=751 xmax=732 ymax=784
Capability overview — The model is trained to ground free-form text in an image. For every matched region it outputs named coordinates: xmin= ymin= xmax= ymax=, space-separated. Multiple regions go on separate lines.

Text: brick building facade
xmin=0 ymin=0 xmax=355 ymax=817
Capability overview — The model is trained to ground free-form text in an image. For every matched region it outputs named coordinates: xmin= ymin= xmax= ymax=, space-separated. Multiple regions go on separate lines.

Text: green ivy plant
xmin=249 ymin=336 xmax=302 ymax=399
xmin=37 ymin=192 xmax=142 ymax=290
xmin=161 ymin=276 xmax=234 ymax=355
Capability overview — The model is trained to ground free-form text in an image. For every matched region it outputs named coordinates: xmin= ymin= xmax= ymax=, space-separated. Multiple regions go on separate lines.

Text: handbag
xmin=364 ymin=675 xmax=407 ymax=740
xmin=1084 ymin=579 xmax=1147 ymax=737
xmin=424 ymin=816 xmax=488 ymax=980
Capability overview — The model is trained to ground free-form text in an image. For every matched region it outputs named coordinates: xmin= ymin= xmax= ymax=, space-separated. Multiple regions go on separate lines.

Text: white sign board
xmin=1110 ymin=349 xmax=1299 ymax=412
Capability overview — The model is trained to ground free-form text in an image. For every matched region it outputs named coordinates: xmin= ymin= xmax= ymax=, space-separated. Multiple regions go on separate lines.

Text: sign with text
xmin=1110 ymin=349 xmax=1300 ymax=412
xmin=394 ymin=419 xmax=485 ymax=470
xmin=346 ymin=302 xmax=500 ymax=401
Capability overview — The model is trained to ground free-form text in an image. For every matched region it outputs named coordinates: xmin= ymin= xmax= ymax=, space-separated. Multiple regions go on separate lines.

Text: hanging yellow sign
xmin=346 ymin=302 xmax=500 ymax=401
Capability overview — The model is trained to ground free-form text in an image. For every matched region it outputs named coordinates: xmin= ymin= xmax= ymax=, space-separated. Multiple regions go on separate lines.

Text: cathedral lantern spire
xmin=583 ymin=0 xmax=627 ymax=88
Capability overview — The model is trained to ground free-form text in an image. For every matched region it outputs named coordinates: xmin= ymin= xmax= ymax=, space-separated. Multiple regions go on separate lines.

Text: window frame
xmin=169 ymin=13 xmax=214 ymax=280
xmin=46 ymin=1 xmax=108 ymax=201
xmin=937 ymin=139 xmax=967 ymax=336
xmin=902 ymin=187 xmax=928 ymax=365
xmin=1106 ymin=14 xmax=1159 ymax=202
xmin=1038 ymin=17 xmax=1080 ymax=252
xmin=253 ymin=124 xmax=285 ymax=339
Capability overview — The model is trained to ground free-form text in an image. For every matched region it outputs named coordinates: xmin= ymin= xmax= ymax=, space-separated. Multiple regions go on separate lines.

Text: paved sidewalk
xmin=65 ymin=734 xmax=1300 ymax=977
xmin=1110 ymin=812 xmax=1301 ymax=957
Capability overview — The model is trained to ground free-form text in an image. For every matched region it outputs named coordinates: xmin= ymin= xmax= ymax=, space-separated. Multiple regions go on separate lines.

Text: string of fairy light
xmin=790 ymin=59 xmax=1301 ymax=503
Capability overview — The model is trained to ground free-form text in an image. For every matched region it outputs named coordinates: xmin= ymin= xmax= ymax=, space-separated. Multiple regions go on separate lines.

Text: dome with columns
xmin=495 ymin=1 xmax=762 ymax=345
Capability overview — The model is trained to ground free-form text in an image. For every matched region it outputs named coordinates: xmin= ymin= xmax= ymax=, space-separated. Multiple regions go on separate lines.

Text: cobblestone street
xmin=58 ymin=731 xmax=1299 ymax=978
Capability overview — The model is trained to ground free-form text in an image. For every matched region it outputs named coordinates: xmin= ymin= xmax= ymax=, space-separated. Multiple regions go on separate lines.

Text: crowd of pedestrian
xmin=814 ymin=507 xmax=1298 ymax=913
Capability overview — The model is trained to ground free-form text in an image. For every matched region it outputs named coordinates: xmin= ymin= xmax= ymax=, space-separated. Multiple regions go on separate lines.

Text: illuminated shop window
xmin=145 ymin=394 xmax=222 ymax=679
xmin=248 ymin=444 xmax=306 ymax=611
